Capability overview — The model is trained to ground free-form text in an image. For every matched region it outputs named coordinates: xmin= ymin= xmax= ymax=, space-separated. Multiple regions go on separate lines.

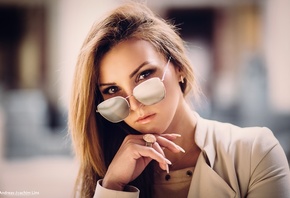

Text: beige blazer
xmin=94 ymin=113 xmax=290 ymax=198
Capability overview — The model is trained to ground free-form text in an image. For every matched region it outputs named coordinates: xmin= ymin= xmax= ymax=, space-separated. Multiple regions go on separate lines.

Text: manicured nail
xmin=166 ymin=164 xmax=169 ymax=174
xmin=165 ymin=158 xmax=172 ymax=165
xmin=176 ymin=145 xmax=186 ymax=153
xmin=161 ymin=133 xmax=181 ymax=138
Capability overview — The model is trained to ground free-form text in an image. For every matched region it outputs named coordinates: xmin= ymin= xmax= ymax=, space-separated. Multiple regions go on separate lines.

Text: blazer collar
xmin=194 ymin=112 xmax=216 ymax=168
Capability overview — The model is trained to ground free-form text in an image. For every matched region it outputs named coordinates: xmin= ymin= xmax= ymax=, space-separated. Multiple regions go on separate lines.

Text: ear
xmin=172 ymin=64 xmax=185 ymax=84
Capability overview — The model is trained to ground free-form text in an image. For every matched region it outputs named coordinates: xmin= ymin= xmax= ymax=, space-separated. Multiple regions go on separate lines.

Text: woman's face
xmin=98 ymin=39 xmax=183 ymax=134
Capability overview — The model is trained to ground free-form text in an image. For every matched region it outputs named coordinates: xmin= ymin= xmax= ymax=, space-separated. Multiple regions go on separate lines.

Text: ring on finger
xmin=143 ymin=134 xmax=156 ymax=147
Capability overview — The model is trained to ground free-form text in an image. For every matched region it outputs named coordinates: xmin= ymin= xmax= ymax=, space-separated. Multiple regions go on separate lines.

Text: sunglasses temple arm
xmin=161 ymin=57 xmax=171 ymax=81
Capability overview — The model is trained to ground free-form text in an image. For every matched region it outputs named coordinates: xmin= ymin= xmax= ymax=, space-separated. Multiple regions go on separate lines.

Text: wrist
xmin=102 ymin=178 xmax=125 ymax=191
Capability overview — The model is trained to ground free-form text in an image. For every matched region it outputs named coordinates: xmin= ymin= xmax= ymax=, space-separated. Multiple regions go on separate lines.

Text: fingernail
xmin=165 ymin=158 xmax=172 ymax=165
xmin=166 ymin=164 xmax=169 ymax=174
xmin=176 ymin=145 xmax=186 ymax=153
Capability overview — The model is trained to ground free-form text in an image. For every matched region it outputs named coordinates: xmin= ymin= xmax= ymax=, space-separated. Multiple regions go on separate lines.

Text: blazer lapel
xmin=187 ymin=151 xmax=236 ymax=198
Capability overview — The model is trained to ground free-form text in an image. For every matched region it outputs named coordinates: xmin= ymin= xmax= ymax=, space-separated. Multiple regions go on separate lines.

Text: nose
xmin=127 ymin=95 xmax=142 ymax=111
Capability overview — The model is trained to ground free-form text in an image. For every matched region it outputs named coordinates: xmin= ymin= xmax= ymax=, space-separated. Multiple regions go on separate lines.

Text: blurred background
xmin=0 ymin=0 xmax=289 ymax=197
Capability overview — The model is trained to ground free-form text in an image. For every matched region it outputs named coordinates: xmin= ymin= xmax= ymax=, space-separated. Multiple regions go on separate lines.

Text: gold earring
xmin=180 ymin=76 xmax=184 ymax=83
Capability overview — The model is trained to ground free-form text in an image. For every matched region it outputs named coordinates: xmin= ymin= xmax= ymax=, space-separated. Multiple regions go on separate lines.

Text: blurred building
xmin=150 ymin=0 xmax=290 ymax=161
xmin=0 ymin=0 xmax=289 ymax=197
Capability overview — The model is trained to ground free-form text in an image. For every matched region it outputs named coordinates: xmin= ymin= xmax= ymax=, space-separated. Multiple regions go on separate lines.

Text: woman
xmin=69 ymin=2 xmax=290 ymax=198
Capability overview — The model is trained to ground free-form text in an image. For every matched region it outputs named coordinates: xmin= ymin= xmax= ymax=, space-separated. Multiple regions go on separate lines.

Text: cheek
xmin=154 ymin=79 xmax=182 ymax=122
xmin=163 ymin=80 xmax=181 ymax=111
xmin=163 ymin=75 xmax=183 ymax=106
xmin=164 ymin=75 xmax=183 ymax=104
xmin=164 ymin=67 xmax=183 ymax=98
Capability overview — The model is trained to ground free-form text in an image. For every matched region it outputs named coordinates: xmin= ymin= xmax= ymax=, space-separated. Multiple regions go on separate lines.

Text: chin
xmin=136 ymin=124 xmax=166 ymax=135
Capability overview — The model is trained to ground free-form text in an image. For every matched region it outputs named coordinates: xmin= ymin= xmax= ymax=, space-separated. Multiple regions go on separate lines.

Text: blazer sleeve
xmin=247 ymin=128 xmax=290 ymax=198
xmin=93 ymin=180 xmax=139 ymax=198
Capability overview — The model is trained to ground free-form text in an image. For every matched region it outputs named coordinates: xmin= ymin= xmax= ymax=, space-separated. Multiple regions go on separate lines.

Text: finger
xmin=152 ymin=142 xmax=170 ymax=173
xmin=124 ymin=135 xmax=171 ymax=172
xmin=124 ymin=134 xmax=182 ymax=157
xmin=125 ymin=134 xmax=184 ymax=154
xmin=133 ymin=144 xmax=171 ymax=167
xmin=156 ymin=136 xmax=185 ymax=153
xmin=160 ymin=133 xmax=182 ymax=141
xmin=152 ymin=142 xmax=165 ymax=157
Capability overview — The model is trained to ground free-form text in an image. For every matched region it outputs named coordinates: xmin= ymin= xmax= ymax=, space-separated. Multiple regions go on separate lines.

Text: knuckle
xmin=127 ymin=142 xmax=138 ymax=150
xmin=123 ymin=134 xmax=137 ymax=143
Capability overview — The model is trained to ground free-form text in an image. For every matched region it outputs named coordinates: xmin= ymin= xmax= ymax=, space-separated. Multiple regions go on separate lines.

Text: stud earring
xmin=180 ymin=76 xmax=184 ymax=83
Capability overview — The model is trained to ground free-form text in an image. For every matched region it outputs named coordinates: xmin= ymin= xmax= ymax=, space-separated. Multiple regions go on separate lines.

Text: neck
xmin=163 ymin=100 xmax=200 ymax=170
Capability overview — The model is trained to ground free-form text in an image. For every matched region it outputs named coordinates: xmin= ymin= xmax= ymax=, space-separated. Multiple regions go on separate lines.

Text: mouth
xmin=136 ymin=113 xmax=156 ymax=124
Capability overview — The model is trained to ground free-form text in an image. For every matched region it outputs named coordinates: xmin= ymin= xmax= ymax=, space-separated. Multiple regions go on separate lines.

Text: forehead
xmin=99 ymin=39 xmax=164 ymax=82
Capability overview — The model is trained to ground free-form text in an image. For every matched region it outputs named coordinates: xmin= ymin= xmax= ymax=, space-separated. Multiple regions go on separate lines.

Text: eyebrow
xmin=99 ymin=61 xmax=151 ymax=87
xmin=129 ymin=61 xmax=150 ymax=78
xmin=99 ymin=82 xmax=116 ymax=87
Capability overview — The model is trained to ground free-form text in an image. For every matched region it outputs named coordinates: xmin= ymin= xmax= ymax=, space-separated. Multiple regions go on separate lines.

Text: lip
xmin=136 ymin=113 xmax=156 ymax=124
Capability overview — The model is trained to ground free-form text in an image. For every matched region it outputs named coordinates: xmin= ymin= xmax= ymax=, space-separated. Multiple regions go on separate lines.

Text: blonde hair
xmin=69 ymin=2 xmax=200 ymax=197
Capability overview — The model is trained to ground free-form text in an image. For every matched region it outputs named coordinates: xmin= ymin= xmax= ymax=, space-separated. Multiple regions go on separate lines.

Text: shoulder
xmin=195 ymin=113 xmax=280 ymax=167
xmin=195 ymin=113 xmax=290 ymax=197
xmin=216 ymin=120 xmax=277 ymax=149
xmin=197 ymin=114 xmax=278 ymax=150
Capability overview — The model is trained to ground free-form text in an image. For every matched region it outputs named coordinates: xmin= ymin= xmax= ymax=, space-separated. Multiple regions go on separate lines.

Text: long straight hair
xmin=68 ymin=2 xmax=200 ymax=197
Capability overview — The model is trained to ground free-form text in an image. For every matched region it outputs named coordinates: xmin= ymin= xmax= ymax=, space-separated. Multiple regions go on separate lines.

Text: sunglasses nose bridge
xmin=126 ymin=94 xmax=142 ymax=111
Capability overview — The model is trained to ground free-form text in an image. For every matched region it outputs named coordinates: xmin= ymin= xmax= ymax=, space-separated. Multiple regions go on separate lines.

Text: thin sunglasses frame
xmin=96 ymin=57 xmax=171 ymax=122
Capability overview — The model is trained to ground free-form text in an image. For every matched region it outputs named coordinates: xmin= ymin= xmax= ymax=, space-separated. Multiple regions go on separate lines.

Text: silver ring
xmin=143 ymin=134 xmax=156 ymax=147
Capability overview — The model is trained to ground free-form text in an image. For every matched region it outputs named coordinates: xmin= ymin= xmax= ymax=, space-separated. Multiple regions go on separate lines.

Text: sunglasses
xmin=96 ymin=57 xmax=171 ymax=123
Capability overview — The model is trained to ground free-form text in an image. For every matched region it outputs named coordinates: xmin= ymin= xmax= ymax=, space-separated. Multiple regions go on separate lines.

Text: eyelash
xmin=102 ymin=68 xmax=157 ymax=95
xmin=136 ymin=68 xmax=156 ymax=82
xmin=102 ymin=86 xmax=119 ymax=95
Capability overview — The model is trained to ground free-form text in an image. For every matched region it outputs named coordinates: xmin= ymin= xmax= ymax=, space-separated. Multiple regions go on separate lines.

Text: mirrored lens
xmin=97 ymin=96 xmax=130 ymax=123
xmin=133 ymin=77 xmax=165 ymax=105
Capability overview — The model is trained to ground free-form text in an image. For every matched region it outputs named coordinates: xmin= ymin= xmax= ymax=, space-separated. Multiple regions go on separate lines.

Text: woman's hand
xmin=102 ymin=133 xmax=184 ymax=191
